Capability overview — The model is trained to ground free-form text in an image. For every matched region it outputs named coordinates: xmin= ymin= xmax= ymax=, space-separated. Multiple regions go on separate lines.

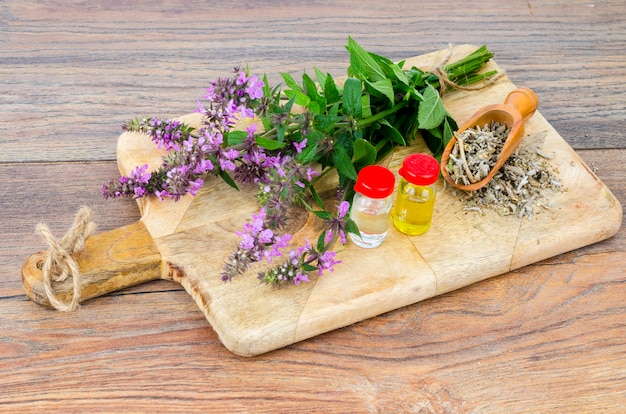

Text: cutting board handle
xmin=22 ymin=220 xmax=163 ymax=309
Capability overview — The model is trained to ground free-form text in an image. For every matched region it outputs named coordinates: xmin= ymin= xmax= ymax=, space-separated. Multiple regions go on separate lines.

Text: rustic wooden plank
xmin=2 ymin=0 xmax=625 ymax=411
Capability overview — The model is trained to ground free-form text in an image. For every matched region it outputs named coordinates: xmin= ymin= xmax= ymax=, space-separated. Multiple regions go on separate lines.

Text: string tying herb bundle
xmin=103 ymin=38 xmax=500 ymax=286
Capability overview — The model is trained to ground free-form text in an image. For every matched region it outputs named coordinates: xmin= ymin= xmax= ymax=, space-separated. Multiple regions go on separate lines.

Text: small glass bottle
xmin=349 ymin=165 xmax=395 ymax=248
xmin=393 ymin=153 xmax=439 ymax=236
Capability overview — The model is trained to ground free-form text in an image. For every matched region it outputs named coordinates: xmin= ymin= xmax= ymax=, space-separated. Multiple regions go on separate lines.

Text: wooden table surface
xmin=1 ymin=1 xmax=624 ymax=412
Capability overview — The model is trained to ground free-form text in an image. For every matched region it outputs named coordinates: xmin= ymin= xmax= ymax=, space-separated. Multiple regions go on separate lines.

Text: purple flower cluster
xmin=224 ymin=200 xmax=350 ymax=286
xmin=102 ymin=69 xmax=266 ymax=201
xmin=197 ymin=67 xmax=264 ymax=132
xmin=105 ymin=67 xmax=353 ymax=288
xmin=221 ymin=208 xmax=292 ymax=282
xmin=324 ymin=200 xmax=350 ymax=244
xmin=102 ymin=164 xmax=152 ymax=200
xmin=257 ymin=152 xmax=319 ymax=228
xmin=258 ymin=239 xmax=342 ymax=286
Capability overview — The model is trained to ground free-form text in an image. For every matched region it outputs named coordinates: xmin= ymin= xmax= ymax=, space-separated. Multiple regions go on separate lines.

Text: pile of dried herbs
xmin=449 ymin=130 xmax=564 ymax=220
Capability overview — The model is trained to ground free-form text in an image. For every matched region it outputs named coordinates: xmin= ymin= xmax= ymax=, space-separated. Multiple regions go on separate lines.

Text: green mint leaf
xmin=332 ymin=144 xmax=358 ymax=181
xmin=367 ymin=51 xmax=409 ymax=86
xmin=302 ymin=73 xmax=320 ymax=101
xmin=313 ymin=210 xmax=333 ymax=221
xmin=255 ymin=136 xmax=286 ymax=150
xmin=308 ymin=184 xmax=325 ymax=210
xmin=224 ymin=130 xmax=248 ymax=146
xmin=361 ymin=94 xmax=372 ymax=119
xmin=324 ymin=73 xmax=341 ymax=105
xmin=317 ymin=230 xmax=327 ymax=251
xmin=441 ymin=114 xmax=458 ymax=154
xmin=313 ymin=114 xmax=342 ymax=132
xmin=296 ymin=139 xmax=320 ymax=164
xmin=302 ymin=263 xmax=318 ymax=272
xmin=328 ymin=102 xmax=339 ymax=116
xmin=418 ymin=84 xmax=446 ymax=130
xmin=307 ymin=100 xmax=322 ymax=115
xmin=343 ymin=77 xmax=362 ymax=119
xmin=353 ymin=138 xmax=377 ymax=169
xmin=345 ymin=218 xmax=360 ymax=236
xmin=281 ymin=72 xmax=303 ymax=92
xmin=365 ymin=78 xmax=395 ymax=106
xmin=262 ymin=74 xmax=271 ymax=97
xmin=283 ymin=89 xmax=311 ymax=107
xmin=379 ymin=120 xmax=407 ymax=145
xmin=219 ymin=169 xmax=239 ymax=191
xmin=314 ymin=67 xmax=327 ymax=89
xmin=346 ymin=37 xmax=386 ymax=82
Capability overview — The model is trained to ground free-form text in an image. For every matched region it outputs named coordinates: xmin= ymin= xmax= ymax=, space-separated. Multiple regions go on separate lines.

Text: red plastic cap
xmin=399 ymin=153 xmax=439 ymax=185
xmin=354 ymin=165 xmax=395 ymax=198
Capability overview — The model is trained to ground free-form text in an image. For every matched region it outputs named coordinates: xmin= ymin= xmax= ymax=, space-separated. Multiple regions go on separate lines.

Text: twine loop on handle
xmin=35 ymin=206 xmax=97 ymax=312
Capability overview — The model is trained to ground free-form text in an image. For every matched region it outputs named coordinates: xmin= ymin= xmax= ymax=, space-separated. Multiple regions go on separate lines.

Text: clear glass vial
xmin=349 ymin=165 xmax=395 ymax=248
xmin=393 ymin=153 xmax=439 ymax=236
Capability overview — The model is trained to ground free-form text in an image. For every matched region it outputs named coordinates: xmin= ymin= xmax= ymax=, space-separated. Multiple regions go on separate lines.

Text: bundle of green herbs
xmin=102 ymin=38 xmax=499 ymax=286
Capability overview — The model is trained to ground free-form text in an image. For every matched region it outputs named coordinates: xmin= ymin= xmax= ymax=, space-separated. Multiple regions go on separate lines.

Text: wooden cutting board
xmin=22 ymin=45 xmax=623 ymax=356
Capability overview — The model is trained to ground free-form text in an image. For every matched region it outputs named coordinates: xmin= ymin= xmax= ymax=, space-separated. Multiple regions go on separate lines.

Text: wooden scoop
xmin=440 ymin=87 xmax=538 ymax=191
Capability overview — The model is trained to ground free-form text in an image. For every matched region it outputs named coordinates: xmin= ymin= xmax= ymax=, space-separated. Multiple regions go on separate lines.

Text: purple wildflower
xmin=101 ymin=164 xmax=153 ymax=200
xmin=222 ymin=208 xmax=294 ymax=282
xmin=293 ymin=138 xmax=307 ymax=154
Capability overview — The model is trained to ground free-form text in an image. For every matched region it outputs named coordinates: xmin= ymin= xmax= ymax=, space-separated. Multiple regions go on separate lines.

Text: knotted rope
xmin=35 ymin=206 xmax=97 ymax=312
xmin=431 ymin=44 xmax=505 ymax=96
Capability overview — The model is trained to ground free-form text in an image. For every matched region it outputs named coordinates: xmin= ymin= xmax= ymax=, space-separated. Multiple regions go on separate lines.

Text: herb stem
xmin=356 ymin=101 xmax=409 ymax=128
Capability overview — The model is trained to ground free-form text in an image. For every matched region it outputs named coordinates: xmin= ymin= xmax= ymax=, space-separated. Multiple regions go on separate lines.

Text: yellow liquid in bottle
xmin=393 ymin=180 xmax=436 ymax=235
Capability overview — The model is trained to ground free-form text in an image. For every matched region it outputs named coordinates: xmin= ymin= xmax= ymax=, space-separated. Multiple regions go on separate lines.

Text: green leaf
xmin=302 ymin=263 xmax=318 ymax=272
xmin=343 ymin=77 xmax=362 ymax=119
xmin=317 ymin=230 xmax=327 ymax=251
xmin=345 ymin=217 xmax=360 ymax=236
xmin=346 ymin=37 xmax=386 ymax=82
xmin=323 ymin=73 xmax=341 ymax=105
xmin=307 ymin=100 xmax=322 ymax=115
xmin=219 ymin=169 xmax=239 ymax=191
xmin=313 ymin=114 xmax=342 ymax=132
xmin=283 ymin=89 xmax=311 ymax=107
xmin=442 ymin=114 xmax=457 ymax=147
xmin=328 ymin=102 xmax=339 ymax=116
xmin=281 ymin=72 xmax=303 ymax=92
xmin=308 ymin=183 xmax=325 ymax=209
xmin=276 ymin=123 xmax=286 ymax=144
xmin=387 ymin=62 xmax=409 ymax=86
xmin=302 ymin=73 xmax=320 ymax=101
xmin=296 ymin=139 xmax=320 ymax=164
xmin=313 ymin=210 xmax=333 ymax=221
xmin=367 ymin=51 xmax=409 ymax=86
xmin=379 ymin=120 xmax=407 ymax=145
xmin=352 ymin=138 xmax=377 ymax=169
xmin=332 ymin=144 xmax=358 ymax=180
xmin=262 ymin=74 xmax=271 ymax=97
xmin=314 ymin=67 xmax=327 ymax=89
xmin=255 ymin=136 xmax=286 ymax=150
xmin=418 ymin=84 xmax=446 ymax=130
xmin=224 ymin=130 xmax=248 ymax=146
xmin=361 ymin=94 xmax=372 ymax=119
xmin=364 ymin=78 xmax=395 ymax=106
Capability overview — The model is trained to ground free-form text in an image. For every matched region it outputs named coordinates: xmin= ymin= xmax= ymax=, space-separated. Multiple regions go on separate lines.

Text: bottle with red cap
xmin=349 ymin=165 xmax=396 ymax=248
xmin=393 ymin=153 xmax=439 ymax=235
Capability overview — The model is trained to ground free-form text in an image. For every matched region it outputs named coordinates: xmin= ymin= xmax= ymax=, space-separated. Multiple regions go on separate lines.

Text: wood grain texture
xmin=2 ymin=0 xmax=625 ymax=411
